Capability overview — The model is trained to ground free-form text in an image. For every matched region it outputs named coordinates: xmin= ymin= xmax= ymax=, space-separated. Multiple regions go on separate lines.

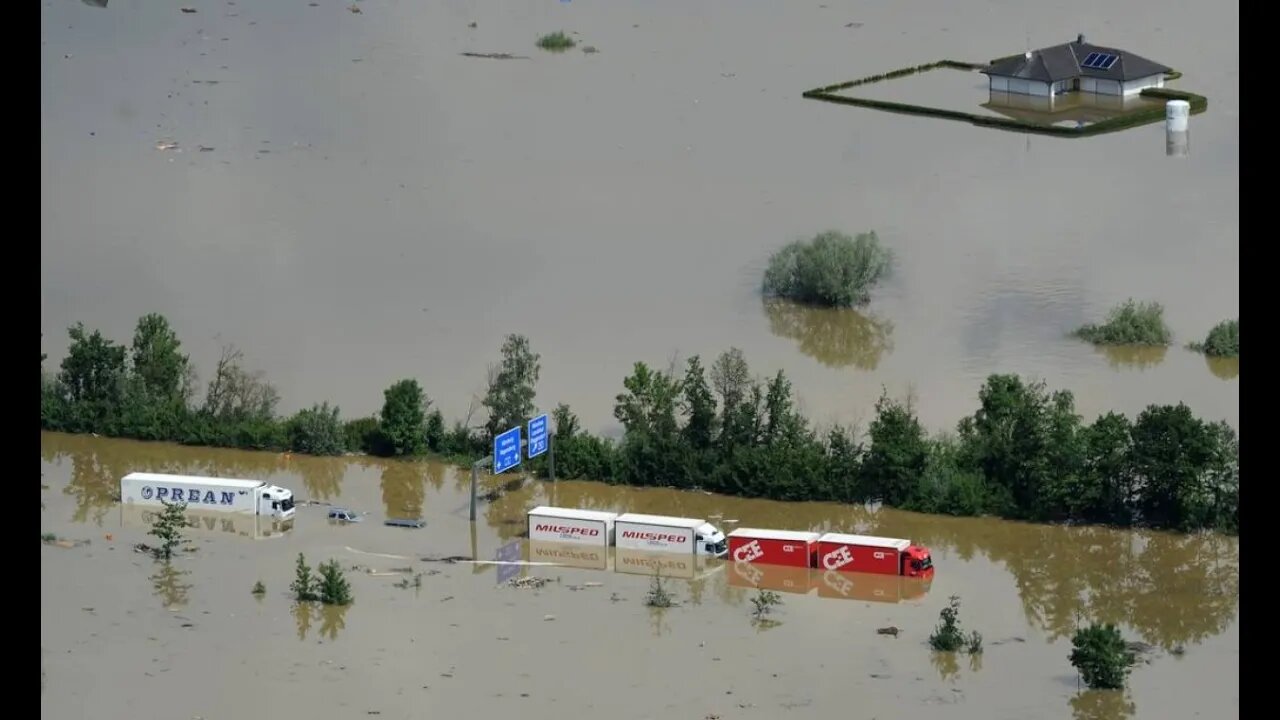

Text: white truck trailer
xmin=120 ymin=472 xmax=297 ymax=521
xmin=526 ymin=506 xmax=618 ymax=547
xmin=614 ymin=512 xmax=728 ymax=558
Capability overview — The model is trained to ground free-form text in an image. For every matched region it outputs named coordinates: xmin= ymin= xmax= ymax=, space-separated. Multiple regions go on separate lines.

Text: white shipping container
xmin=526 ymin=506 xmax=617 ymax=547
xmin=615 ymin=513 xmax=699 ymax=554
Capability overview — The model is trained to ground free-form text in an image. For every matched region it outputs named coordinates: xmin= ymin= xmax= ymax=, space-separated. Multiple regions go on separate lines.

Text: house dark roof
xmin=982 ymin=36 xmax=1171 ymax=83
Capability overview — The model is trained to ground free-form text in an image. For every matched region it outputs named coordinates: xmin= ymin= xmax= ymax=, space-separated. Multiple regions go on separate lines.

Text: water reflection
xmin=930 ymin=651 xmax=960 ymax=682
xmin=291 ymin=602 xmax=348 ymax=641
xmin=648 ymin=606 xmax=671 ymax=637
xmin=295 ymin=455 xmax=346 ymax=501
xmin=1069 ymin=690 xmax=1136 ymax=720
xmin=1205 ymin=356 xmax=1239 ymax=380
xmin=380 ymin=462 xmax=427 ymax=519
xmin=151 ymin=562 xmax=192 ymax=609
xmin=762 ymin=299 xmax=893 ymax=370
xmin=1097 ymin=345 xmax=1168 ymax=371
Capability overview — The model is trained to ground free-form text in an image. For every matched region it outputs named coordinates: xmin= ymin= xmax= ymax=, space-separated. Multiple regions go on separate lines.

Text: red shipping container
xmin=727 ymin=528 xmax=820 ymax=568
xmin=817 ymin=533 xmax=911 ymax=576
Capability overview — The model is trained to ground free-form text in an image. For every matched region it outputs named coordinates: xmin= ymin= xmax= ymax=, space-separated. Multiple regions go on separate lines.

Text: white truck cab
xmin=694 ymin=522 xmax=729 ymax=558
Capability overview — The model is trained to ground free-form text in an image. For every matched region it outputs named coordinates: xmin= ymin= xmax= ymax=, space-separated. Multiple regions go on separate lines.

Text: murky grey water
xmin=41 ymin=433 xmax=1238 ymax=719
xmin=40 ymin=1 xmax=1237 ymax=437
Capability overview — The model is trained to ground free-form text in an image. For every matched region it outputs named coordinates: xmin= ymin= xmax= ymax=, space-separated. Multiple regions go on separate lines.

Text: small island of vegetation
xmin=1187 ymin=319 xmax=1238 ymax=359
xmin=762 ymin=230 xmax=891 ymax=307
xmin=536 ymin=31 xmax=576 ymax=52
xmin=1072 ymin=299 xmax=1172 ymax=346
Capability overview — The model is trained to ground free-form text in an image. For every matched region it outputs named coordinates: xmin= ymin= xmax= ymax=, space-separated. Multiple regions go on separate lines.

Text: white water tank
xmin=1166 ymin=100 xmax=1190 ymax=133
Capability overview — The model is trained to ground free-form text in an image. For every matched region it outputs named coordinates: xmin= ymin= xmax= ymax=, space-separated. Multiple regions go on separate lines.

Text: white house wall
xmin=1122 ymin=74 xmax=1164 ymax=95
xmin=989 ymin=76 xmax=1009 ymax=92
xmin=1092 ymin=79 xmax=1123 ymax=96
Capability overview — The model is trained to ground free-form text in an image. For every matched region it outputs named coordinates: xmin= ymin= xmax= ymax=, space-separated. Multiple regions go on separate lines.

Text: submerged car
xmin=384 ymin=517 xmax=425 ymax=529
xmin=327 ymin=508 xmax=362 ymax=523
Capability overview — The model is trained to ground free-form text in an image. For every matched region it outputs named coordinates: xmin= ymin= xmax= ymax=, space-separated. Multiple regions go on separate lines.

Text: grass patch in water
xmin=1187 ymin=319 xmax=1238 ymax=358
xmin=1073 ymin=299 xmax=1172 ymax=346
xmin=536 ymin=31 xmax=576 ymax=52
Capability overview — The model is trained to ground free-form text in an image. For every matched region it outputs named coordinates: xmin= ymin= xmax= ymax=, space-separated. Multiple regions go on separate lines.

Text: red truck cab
xmin=904 ymin=545 xmax=934 ymax=579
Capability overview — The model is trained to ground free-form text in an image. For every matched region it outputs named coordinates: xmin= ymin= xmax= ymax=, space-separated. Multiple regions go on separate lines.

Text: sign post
xmin=471 ymin=426 xmax=521 ymax=522
xmin=527 ymin=414 xmax=548 ymax=459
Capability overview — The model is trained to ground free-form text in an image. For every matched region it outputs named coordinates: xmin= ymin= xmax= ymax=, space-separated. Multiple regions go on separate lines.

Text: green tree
xmin=291 ymin=553 xmax=317 ymax=601
xmin=1069 ymin=623 xmax=1135 ymax=690
xmin=1129 ymin=404 xmax=1238 ymax=531
xmin=317 ymin=559 xmax=353 ymax=605
xmin=483 ymin=334 xmax=541 ymax=441
xmin=129 ymin=313 xmax=192 ymax=403
xmin=679 ymin=356 xmax=717 ymax=451
xmin=379 ymin=379 xmax=428 ymax=456
xmin=710 ymin=348 xmax=752 ymax=449
xmin=148 ymin=499 xmax=189 ymax=559
xmin=957 ymin=375 xmax=1083 ymax=519
xmin=614 ymin=362 xmax=688 ymax=488
xmin=861 ymin=392 xmax=929 ymax=506
xmin=57 ymin=323 xmax=128 ymax=425
xmin=287 ymin=402 xmax=345 ymax=455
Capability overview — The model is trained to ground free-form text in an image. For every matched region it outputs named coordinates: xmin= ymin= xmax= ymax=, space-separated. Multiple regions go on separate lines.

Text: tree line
xmin=40 ymin=314 xmax=1238 ymax=533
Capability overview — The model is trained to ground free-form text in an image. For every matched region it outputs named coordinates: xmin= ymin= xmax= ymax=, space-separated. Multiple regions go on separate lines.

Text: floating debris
xmin=421 ymin=555 xmax=473 ymax=564
xmin=582 ymin=46 xmax=599 ymax=54
xmin=154 ymin=140 xmax=179 ymax=151
xmin=876 ymin=626 xmax=901 ymax=637
xmin=460 ymin=52 xmax=530 ymax=60
xmin=508 ymin=576 xmax=550 ymax=589
xmin=180 ymin=7 xmax=197 ymax=13
xmin=348 ymin=4 xmax=362 ymax=13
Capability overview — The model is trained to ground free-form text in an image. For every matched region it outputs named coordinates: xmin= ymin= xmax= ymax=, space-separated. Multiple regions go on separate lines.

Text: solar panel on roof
xmin=1081 ymin=52 xmax=1118 ymax=70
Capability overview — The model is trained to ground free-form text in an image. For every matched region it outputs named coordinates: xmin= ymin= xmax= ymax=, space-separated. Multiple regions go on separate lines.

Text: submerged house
xmin=982 ymin=35 xmax=1171 ymax=99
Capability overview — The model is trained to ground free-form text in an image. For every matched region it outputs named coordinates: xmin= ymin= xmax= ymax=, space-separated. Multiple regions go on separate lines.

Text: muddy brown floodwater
xmin=40 ymin=1 xmax=1237 ymax=439
xmin=40 ymin=433 xmax=1238 ymax=719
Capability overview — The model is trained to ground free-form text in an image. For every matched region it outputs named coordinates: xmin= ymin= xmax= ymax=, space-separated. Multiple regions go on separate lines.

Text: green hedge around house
xmin=802 ymin=62 xmax=1207 ymax=139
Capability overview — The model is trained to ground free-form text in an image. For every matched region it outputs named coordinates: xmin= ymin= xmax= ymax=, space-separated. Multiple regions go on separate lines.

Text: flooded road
xmin=41 ymin=433 xmax=1238 ymax=719
xmin=40 ymin=1 xmax=1238 ymax=437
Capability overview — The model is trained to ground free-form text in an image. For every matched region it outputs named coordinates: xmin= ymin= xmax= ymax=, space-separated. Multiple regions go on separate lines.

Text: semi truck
xmin=526 ymin=507 xmax=728 ymax=558
xmin=816 ymin=532 xmax=934 ymax=578
xmin=729 ymin=528 xmax=935 ymax=578
xmin=120 ymin=472 xmax=297 ymax=521
xmin=615 ymin=512 xmax=728 ymax=558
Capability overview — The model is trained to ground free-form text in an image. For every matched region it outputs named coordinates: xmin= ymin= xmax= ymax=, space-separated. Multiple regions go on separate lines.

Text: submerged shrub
xmin=1073 ymin=300 xmax=1172 ymax=346
xmin=1187 ymin=319 xmax=1238 ymax=358
xmin=762 ymin=230 xmax=891 ymax=307
xmin=536 ymin=31 xmax=576 ymax=51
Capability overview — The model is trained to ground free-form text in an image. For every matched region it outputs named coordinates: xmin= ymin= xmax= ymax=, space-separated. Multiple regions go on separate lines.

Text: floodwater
xmin=40 ymin=432 xmax=1238 ymax=719
xmin=40 ymin=0 xmax=1238 ymax=438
